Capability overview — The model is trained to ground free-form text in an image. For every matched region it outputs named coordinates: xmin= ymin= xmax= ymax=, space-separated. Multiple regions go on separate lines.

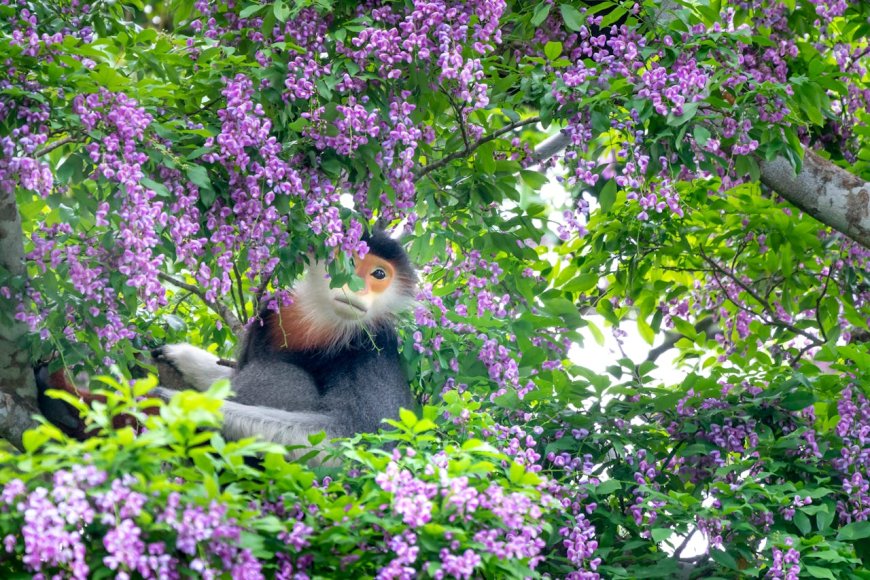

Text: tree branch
xmin=534 ymin=131 xmax=870 ymax=249
xmin=699 ymin=249 xmax=824 ymax=347
xmin=34 ymin=135 xmax=77 ymax=158
xmin=157 ymin=272 xmax=244 ymax=335
xmin=415 ymin=116 xmax=541 ymax=180
xmin=645 ymin=319 xmax=717 ymax=363
xmin=760 ymin=151 xmax=870 ymax=249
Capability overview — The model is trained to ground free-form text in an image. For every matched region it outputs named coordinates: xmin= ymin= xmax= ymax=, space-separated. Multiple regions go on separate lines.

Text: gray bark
xmin=0 ymin=187 xmax=39 ymax=449
xmin=534 ymin=131 xmax=870 ymax=249
xmin=760 ymin=151 xmax=870 ymax=248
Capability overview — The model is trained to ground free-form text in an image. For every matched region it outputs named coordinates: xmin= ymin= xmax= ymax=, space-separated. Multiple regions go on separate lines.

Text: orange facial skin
xmin=353 ymin=252 xmax=395 ymax=297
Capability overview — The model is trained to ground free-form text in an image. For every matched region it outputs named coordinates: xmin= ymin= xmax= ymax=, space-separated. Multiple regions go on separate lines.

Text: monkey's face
xmin=295 ymin=252 xmax=414 ymax=334
xmin=331 ymin=252 xmax=409 ymax=323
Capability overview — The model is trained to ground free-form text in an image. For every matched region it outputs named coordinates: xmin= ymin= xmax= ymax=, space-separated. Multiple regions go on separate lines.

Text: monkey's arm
xmin=220 ymin=403 xmax=339 ymax=447
xmin=152 ymin=344 xmax=233 ymax=391
xmin=151 ymin=386 xmax=339 ymax=451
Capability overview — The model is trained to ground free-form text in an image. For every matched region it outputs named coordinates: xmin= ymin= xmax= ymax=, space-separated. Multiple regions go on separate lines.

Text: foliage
xmin=0 ymin=0 xmax=869 ymax=577
xmin=0 ymin=378 xmax=559 ymax=578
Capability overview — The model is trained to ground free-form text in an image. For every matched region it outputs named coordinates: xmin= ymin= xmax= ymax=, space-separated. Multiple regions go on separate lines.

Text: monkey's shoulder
xmin=238 ymin=311 xmax=399 ymax=369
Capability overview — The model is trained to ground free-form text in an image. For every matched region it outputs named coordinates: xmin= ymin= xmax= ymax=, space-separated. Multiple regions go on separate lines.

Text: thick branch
xmin=760 ymin=151 xmax=870 ymax=248
xmin=532 ymin=130 xmax=571 ymax=164
xmin=157 ymin=272 xmax=244 ymax=335
xmin=415 ymin=116 xmax=541 ymax=180
xmin=0 ymin=188 xmax=40 ymax=448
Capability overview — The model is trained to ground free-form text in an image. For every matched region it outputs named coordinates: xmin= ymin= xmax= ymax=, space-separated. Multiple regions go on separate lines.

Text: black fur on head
xmin=362 ymin=229 xmax=417 ymax=293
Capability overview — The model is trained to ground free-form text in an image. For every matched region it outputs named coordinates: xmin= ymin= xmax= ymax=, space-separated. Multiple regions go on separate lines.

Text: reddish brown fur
xmin=270 ymin=302 xmax=334 ymax=352
xmin=43 ymin=368 xmax=157 ymax=439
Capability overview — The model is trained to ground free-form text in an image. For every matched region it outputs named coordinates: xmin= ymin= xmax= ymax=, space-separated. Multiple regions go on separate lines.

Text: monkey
xmin=37 ymin=230 xmax=418 ymax=451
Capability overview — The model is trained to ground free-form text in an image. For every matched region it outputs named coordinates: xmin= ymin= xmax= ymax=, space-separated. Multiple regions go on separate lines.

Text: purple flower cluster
xmin=22 ymin=89 xmax=170 ymax=348
xmin=378 ymin=530 xmax=418 ymax=580
xmin=7 ymin=2 xmax=93 ymax=58
xmin=766 ymin=538 xmax=800 ymax=580
xmin=304 ymin=98 xmax=381 ymax=156
xmin=833 ymin=386 xmax=870 ymax=523
xmin=638 ymin=55 xmax=709 ymax=117
xmin=0 ymin=95 xmax=52 ymax=198
xmin=73 ymin=90 xmax=166 ymax=309
xmin=376 ymin=461 xmax=438 ymax=527
xmin=338 ymin=0 xmax=503 ymax=111
xmin=276 ymin=9 xmax=332 ymax=101
xmin=372 ymin=444 xmax=566 ymax=577
xmin=1 ymin=467 xmax=268 ymax=579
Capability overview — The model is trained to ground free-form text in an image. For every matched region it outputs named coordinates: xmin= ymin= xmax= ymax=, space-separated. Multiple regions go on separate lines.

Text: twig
xmin=254 ymin=266 xmax=278 ymax=309
xmin=645 ymin=319 xmax=716 ymax=363
xmin=157 ymin=272 xmax=244 ymax=335
xmin=443 ymin=87 xmax=471 ymax=155
xmin=698 ymin=248 xmax=823 ymax=347
xmin=414 ymin=116 xmax=541 ymax=180
xmin=171 ymin=290 xmax=195 ymax=315
xmin=232 ymin=263 xmax=248 ymax=322
xmin=814 ymin=266 xmax=834 ymax=343
xmin=34 ymin=135 xmax=77 ymax=158
xmin=674 ymin=528 xmax=697 ymax=559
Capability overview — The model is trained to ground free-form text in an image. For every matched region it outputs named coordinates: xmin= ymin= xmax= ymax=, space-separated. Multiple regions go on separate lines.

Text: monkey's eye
xmin=371 ymin=268 xmax=387 ymax=280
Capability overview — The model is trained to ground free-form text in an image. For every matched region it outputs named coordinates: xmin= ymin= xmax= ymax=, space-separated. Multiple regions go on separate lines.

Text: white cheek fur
xmin=290 ymin=264 xmax=414 ymax=350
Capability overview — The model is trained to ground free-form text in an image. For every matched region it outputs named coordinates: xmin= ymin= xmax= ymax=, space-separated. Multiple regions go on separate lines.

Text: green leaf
xmin=307 ymin=431 xmax=326 ymax=445
xmin=239 ymin=3 xmax=265 ymax=18
xmin=780 ymin=390 xmax=815 ymax=411
xmin=273 ymin=0 xmax=290 ymax=22
xmin=710 ymin=549 xmax=739 ymax=570
xmin=666 ymin=102 xmax=699 ymax=126
xmin=651 ymin=528 xmax=672 ymax=543
xmin=600 ymin=5 xmax=627 ymax=28
xmin=399 ymin=408 xmax=418 ymax=427
xmin=594 ymin=479 xmax=621 ymax=494
xmin=141 ymin=177 xmax=170 ymax=197
xmin=544 ymin=41 xmax=563 ymax=60
xmin=520 ymin=169 xmax=549 ymax=189
xmin=816 ymin=507 xmax=835 ymax=532
xmin=598 ymin=179 xmax=617 ymax=212
xmin=805 ymin=566 xmax=837 ymax=579
xmin=794 ymin=511 xmax=812 ymax=535
xmin=186 ymin=165 xmax=212 ymax=191
xmin=531 ymin=3 xmax=551 ymax=26
xmin=693 ymin=125 xmax=711 ymax=147
xmin=560 ymin=4 xmax=584 ymax=31
xmin=509 ymin=461 xmax=525 ymax=483
xmin=837 ymin=521 xmax=870 ymax=541
xmin=637 ymin=317 xmax=655 ymax=345
xmin=563 ymin=273 xmax=599 ymax=293
xmin=413 ymin=419 xmax=437 ymax=433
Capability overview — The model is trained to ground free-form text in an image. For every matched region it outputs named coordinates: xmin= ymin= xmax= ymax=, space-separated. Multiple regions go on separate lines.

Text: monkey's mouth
xmin=334 ymin=296 xmax=368 ymax=313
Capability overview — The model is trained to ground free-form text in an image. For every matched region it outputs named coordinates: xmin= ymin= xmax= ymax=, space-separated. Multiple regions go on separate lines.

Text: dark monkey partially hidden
xmin=39 ymin=231 xmax=418 ymax=449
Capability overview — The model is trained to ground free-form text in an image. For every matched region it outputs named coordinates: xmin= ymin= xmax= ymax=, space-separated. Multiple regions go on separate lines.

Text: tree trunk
xmin=0 ymin=188 xmax=40 ymax=449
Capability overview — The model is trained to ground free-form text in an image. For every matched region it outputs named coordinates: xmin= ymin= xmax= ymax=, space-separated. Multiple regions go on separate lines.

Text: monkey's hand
xmin=152 ymin=344 xmax=233 ymax=392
